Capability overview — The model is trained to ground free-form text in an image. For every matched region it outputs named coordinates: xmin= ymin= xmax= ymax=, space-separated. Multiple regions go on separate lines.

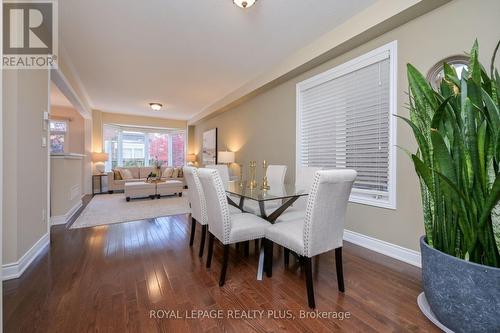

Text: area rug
xmin=70 ymin=193 xmax=190 ymax=229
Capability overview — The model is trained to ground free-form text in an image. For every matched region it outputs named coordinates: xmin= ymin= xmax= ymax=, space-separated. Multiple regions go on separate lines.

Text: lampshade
xmin=187 ymin=154 xmax=197 ymax=162
xmin=92 ymin=152 xmax=109 ymax=162
xmin=218 ymin=151 xmax=235 ymax=164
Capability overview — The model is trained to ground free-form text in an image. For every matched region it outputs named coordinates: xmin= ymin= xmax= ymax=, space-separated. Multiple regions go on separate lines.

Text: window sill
xmin=349 ymin=195 xmax=396 ymax=210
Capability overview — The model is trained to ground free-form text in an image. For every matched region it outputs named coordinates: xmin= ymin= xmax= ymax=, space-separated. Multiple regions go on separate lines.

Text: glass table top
xmin=226 ymin=181 xmax=308 ymax=202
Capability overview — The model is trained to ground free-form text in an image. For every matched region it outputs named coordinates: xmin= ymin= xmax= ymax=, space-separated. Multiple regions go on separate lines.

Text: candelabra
xmin=238 ymin=163 xmax=244 ymax=187
xmin=261 ymin=160 xmax=270 ymax=190
xmin=247 ymin=161 xmax=257 ymax=189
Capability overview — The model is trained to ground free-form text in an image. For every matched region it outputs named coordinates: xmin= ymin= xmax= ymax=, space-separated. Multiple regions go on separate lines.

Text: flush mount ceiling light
xmin=233 ymin=0 xmax=257 ymax=9
xmin=149 ymin=102 xmax=163 ymax=111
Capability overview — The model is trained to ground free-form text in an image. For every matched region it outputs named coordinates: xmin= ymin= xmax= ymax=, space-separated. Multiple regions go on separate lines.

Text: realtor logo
xmin=3 ymin=0 xmax=58 ymax=69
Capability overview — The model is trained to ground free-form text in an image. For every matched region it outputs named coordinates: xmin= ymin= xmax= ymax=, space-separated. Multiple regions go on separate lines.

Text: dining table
xmin=225 ymin=180 xmax=309 ymax=280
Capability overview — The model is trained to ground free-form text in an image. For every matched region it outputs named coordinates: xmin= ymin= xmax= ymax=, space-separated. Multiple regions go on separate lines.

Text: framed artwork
xmin=202 ymin=128 xmax=217 ymax=165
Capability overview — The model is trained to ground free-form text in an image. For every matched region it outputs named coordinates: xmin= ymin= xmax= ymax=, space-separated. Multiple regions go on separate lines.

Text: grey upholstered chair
xmin=205 ymin=164 xmax=231 ymax=189
xmin=264 ymin=169 xmax=357 ymax=308
xmin=183 ymin=167 xmax=208 ymax=257
xmin=265 ymin=166 xmax=323 ymax=221
xmin=205 ymin=163 xmax=242 ymax=204
xmin=197 ymin=168 xmax=270 ymax=286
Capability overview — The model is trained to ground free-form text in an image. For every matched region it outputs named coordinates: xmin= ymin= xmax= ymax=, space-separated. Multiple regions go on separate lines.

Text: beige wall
xmin=3 ymin=69 xmax=50 ymax=263
xmin=192 ymin=0 xmax=500 ymax=252
xmin=50 ymin=156 xmax=83 ymax=217
xmin=50 ymin=106 xmax=85 ymax=154
xmin=92 ymin=110 xmax=187 ymax=153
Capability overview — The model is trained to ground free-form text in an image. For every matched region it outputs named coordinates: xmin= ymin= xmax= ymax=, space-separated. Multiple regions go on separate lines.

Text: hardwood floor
xmin=3 ymin=212 xmax=438 ymax=332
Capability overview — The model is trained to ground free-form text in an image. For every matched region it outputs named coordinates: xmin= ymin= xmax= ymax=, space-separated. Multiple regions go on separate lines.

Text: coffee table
xmin=124 ymin=182 xmax=156 ymax=201
xmin=156 ymin=180 xmax=184 ymax=198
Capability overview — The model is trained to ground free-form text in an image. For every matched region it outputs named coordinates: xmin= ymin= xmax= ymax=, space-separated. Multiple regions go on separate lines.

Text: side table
xmin=92 ymin=173 xmax=107 ymax=195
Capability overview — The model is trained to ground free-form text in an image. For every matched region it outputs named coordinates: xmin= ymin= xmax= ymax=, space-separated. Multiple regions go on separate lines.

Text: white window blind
xmin=296 ymin=41 xmax=397 ymax=209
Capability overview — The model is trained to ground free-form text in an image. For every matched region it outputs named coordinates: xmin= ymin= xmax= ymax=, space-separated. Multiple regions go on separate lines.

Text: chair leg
xmin=264 ymin=239 xmax=273 ymax=277
xmin=304 ymin=257 xmax=315 ymax=308
xmin=189 ymin=217 xmax=196 ymax=246
xmin=284 ymin=248 xmax=290 ymax=266
xmin=206 ymin=233 xmax=214 ymax=268
xmin=335 ymin=247 xmax=345 ymax=292
xmin=199 ymin=225 xmax=207 ymax=257
xmin=219 ymin=245 xmax=230 ymax=286
xmin=243 ymin=241 xmax=250 ymax=257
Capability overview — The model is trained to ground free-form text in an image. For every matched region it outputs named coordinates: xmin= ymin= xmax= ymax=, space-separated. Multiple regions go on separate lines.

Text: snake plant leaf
xmin=481 ymin=64 xmax=492 ymax=95
xmin=482 ymin=88 xmax=500 ymax=133
xmin=495 ymin=69 xmax=500 ymax=104
xmin=411 ymin=154 xmax=434 ymax=191
xmin=431 ymin=129 xmax=457 ymax=184
xmin=478 ymin=119 xmax=487 ymax=180
xmin=408 ymin=63 xmax=438 ymax=110
xmin=469 ymin=39 xmax=481 ymax=85
xmin=479 ymin=174 xmax=500 ymax=228
xmin=443 ymin=62 xmax=459 ymax=82
xmin=464 ymin=98 xmax=480 ymax=176
xmin=431 ymin=97 xmax=452 ymax=129
xmin=395 ymin=115 xmax=431 ymax=162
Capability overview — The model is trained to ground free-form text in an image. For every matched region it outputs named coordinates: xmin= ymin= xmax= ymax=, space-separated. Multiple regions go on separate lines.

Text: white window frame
xmin=102 ymin=124 xmax=187 ymax=170
xmin=296 ymin=40 xmax=397 ymax=209
xmin=49 ymin=119 xmax=69 ymax=154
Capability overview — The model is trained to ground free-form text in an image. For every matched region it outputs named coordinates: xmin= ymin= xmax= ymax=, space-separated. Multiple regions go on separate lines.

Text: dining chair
xmin=183 ymin=167 xmax=208 ymax=257
xmin=205 ymin=164 xmax=230 ymax=189
xmin=197 ymin=168 xmax=270 ymax=286
xmin=294 ymin=166 xmax=323 ymax=210
xmin=264 ymin=169 xmax=357 ymax=308
xmin=244 ymin=164 xmax=287 ymax=215
xmin=184 ymin=167 xmax=242 ymax=259
xmin=266 ymin=165 xmax=288 ymax=189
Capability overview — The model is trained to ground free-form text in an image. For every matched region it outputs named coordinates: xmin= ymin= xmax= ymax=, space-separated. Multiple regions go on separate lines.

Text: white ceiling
xmin=60 ymin=0 xmax=376 ymax=120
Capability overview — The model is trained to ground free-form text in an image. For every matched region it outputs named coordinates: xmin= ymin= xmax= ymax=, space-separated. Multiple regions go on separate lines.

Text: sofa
xmin=107 ymin=166 xmax=185 ymax=193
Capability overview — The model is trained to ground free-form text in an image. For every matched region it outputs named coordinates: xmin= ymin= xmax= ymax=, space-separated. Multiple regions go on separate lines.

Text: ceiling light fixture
xmin=233 ymin=0 xmax=257 ymax=9
xmin=149 ymin=102 xmax=163 ymax=111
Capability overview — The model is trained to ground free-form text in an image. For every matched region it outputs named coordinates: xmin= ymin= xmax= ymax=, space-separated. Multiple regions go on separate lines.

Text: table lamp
xmin=92 ymin=152 xmax=109 ymax=173
xmin=218 ymin=151 xmax=235 ymax=164
xmin=187 ymin=153 xmax=197 ymax=166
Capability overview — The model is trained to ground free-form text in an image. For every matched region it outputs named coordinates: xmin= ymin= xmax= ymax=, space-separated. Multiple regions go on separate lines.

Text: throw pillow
xmin=178 ymin=168 xmax=183 ymax=178
xmin=162 ymin=167 xmax=174 ymax=179
xmin=113 ymin=169 xmax=122 ymax=180
xmin=172 ymin=168 xmax=179 ymax=178
xmin=119 ymin=168 xmax=133 ymax=180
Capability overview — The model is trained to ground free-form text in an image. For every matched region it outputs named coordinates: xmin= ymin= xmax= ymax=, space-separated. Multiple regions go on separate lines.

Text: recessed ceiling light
xmin=233 ymin=0 xmax=257 ymax=9
xmin=149 ymin=102 xmax=163 ymax=111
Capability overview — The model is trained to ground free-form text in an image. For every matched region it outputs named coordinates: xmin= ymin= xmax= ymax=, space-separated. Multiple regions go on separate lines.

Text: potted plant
xmin=152 ymin=156 xmax=163 ymax=180
xmin=399 ymin=40 xmax=500 ymax=332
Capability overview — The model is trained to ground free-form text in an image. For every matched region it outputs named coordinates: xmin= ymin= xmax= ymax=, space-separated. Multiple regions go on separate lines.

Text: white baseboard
xmin=2 ymin=233 xmax=50 ymax=280
xmin=50 ymin=200 xmax=82 ymax=226
xmin=343 ymin=229 xmax=421 ymax=267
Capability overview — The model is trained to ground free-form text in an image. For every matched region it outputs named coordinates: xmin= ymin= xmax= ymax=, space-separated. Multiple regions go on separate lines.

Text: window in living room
xmin=49 ymin=120 xmax=68 ymax=153
xmin=296 ymin=41 xmax=397 ymax=209
xmin=103 ymin=124 xmax=186 ymax=171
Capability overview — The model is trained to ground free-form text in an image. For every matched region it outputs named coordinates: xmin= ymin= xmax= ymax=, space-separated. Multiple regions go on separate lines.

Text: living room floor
xmin=3 ymin=210 xmax=438 ymax=332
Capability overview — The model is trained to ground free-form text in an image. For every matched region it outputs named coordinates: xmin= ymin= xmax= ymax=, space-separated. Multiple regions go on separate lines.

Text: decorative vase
xmin=420 ymin=236 xmax=500 ymax=333
xmin=156 ymin=167 xmax=161 ymax=180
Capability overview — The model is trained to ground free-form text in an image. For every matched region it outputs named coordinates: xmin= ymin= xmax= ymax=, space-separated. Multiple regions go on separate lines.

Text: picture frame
xmin=202 ymin=128 xmax=217 ymax=165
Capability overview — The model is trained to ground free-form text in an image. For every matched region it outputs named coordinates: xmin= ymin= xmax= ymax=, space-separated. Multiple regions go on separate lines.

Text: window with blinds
xmin=296 ymin=41 xmax=397 ymax=209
